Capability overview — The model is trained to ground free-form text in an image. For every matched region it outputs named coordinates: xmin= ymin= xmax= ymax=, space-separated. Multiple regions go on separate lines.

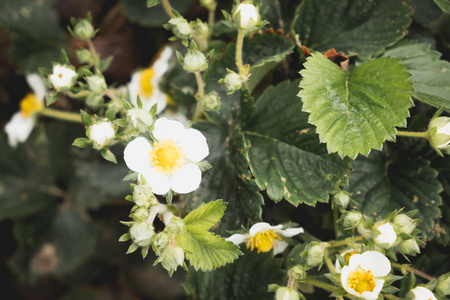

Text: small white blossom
xmin=372 ymin=222 xmax=397 ymax=249
xmin=49 ymin=65 xmax=77 ymax=90
xmin=88 ymin=121 xmax=115 ymax=148
xmin=226 ymin=222 xmax=303 ymax=255
xmin=341 ymin=251 xmax=391 ymax=300
xmin=233 ymin=3 xmax=259 ymax=31
xmin=411 ymin=286 xmax=437 ymax=300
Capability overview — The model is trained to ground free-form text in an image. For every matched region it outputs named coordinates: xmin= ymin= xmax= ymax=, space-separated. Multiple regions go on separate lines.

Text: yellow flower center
xmin=139 ymin=67 xmax=155 ymax=98
xmin=150 ymin=139 xmax=185 ymax=173
xmin=246 ymin=230 xmax=281 ymax=253
xmin=347 ymin=267 xmax=376 ymax=295
xmin=20 ymin=93 xmax=43 ymax=118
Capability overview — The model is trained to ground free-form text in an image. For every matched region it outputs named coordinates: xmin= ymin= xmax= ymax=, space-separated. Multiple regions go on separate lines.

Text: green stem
xmin=385 ymin=294 xmax=403 ymax=300
xmin=208 ymin=4 xmax=216 ymax=29
xmin=391 ymin=262 xmax=435 ymax=281
xmin=66 ymin=90 xmax=90 ymax=99
xmin=328 ymin=236 xmax=363 ymax=248
xmin=86 ymin=39 xmax=100 ymax=70
xmin=235 ymin=30 xmax=246 ymax=77
xmin=396 ymin=131 xmax=428 ymax=138
xmin=333 ymin=205 xmax=340 ymax=237
xmin=39 ymin=108 xmax=82 ymax=123
xmin=324 ymin=247 xmax=337 ymax=274
xmin=302 ymin=279 xmax=338 ymax=294
xmin=193 ymin=72 xmax=205 ymax=122
xmin=162 ymin=0 xmax=176 ymax=18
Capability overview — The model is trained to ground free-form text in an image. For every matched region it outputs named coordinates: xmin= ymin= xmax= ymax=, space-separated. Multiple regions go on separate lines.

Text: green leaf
xmin=185 ymin=247 xmax=284 ymax=300
xmin=120 ymin=0 xmax=194 ymax=27
xmin=101 ymin=148 xmax=117 ymax=164
xmin=80 ymin=110 xmax=93 ymax=127
xmin=382 ymin=42 xmax=450 ymax=111
xmin=244 ymin=80 xmax=351 ymax=205
xmin=183 ymin=199 xmax=227 ymax=229
xmin=434 ymin=0 xmax=450 ymax=13
xmin=147 ymin=0 xmax=161 ymax=7
xmin=45 ymin=91 xmax=60 ymax=106
xmin=72 ymin=137 xmax=90 ymax=148
xmin=346 ymin=148 xmax=443 ymax=241
xmin=291 ymin=0 xmax=413 ymax=58
xmin=176 ymin=225 xmax=240 ymax=271
xmin=299 ymin=53 xmax=413 ymax=158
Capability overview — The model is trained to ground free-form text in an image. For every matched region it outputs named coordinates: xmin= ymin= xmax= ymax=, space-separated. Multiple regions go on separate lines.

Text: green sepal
xmin=99 ymin=56 xmax=113 ymax=72
xmin=123 ymin=171 xmax=138 ymax=181
xmin=72 ymin=137 xmax=90 ymax=148
xmin=80 ymin=109 xmax=93 ymax=126
xmin=147 ymin=0 xmax=161 ymax=7
xmin=330 ymin=288 xmax=348 ymax=297
xmin=127 ymin=243 xmax=139 ymax=254
xmin=122 ymin=98 xmax=134 ymax=110
xmin=45 ymin=91 xmax=60 ymax=106
xmin=119 ymin=233 xmax=131 ymax=242
xmin=101 ymin=148 xmax=117 ymax=164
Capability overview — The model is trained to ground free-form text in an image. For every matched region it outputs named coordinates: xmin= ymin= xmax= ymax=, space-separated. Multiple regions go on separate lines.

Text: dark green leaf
xmin=292 ymin=0 xmax=413 ymax=58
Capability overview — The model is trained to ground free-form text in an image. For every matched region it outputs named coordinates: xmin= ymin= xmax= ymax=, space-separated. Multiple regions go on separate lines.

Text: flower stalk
xmin=396 ymin=130 xmax=429 ymax=138
xmin=162 ymin=0 xmax=176 ymax=18
xmin=391 ymin=262 xmax=435 ymax=281
xmin=39 ymin=108 xmax=82 ymax=123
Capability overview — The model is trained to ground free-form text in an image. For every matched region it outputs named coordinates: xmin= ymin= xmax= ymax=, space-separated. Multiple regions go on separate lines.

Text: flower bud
xmin=183 ymin=50 xmax=208 ymax=73
xmin=428 ymin=117 xmax=450 ymax=149
xmin=133 ymin=185 xmax=156 ymax=207
xmin=76 ymin=49 xmax=93 ymax=64
xmin=410 ymin=286 xmax=437 ymax=300
xmin=155 ymin=231 xmax=170 ymax=251
xmin=127 ymin=108 xmax=154 ymax=132
xmin=357 ymin=221 xmax=371 ymax=238
xmin=333 ymin=191 xmax=350 ymax=208
xmin=73 ymin=19 xmax=95 ymax=40
xmin=88 ymin=121 xmax=115 ymax=149
xmin=400 ymin=239 xmax=420 ymax=256
xmin=167 ymin=17 xmax=192 ymax=40
xmin=166 ymin=216 xmax=185 ymax=235
xmin=290 ymin=265 xmax=306 ymax=281
xmin=132 ymin=207 xmax=150 ymax=222
xmin=306 ymin=244 xmax=324 ymax=268
xmin=194 ymin=20 xmax=209 ymax=36
xmin=436 ymin=273 xmax=450 ymax=296
xmin=275 ymin=287 xmax=299 ymax=300
xmin=393 ymin=214 xmax=417 ymax=235
xmin=87 ymin=75 xmax=106 ymax=95
xmin=220 ymin=71 xmax=243 ymax=94
xmin=200 ymin=0 xmax=216 ymax=10
xmin=130 ymin=222 xmax=154 ymax=247
xmin=372 ymin=222 xmax=397 ymax=249
xmin=204 ymin=93 xmax=220 ymax=111
xmin=233 ymin=3 xmax=259 ymax=31
xmin=49 ymin=65 xmax=77 ymax=90
xmin=343 ymin=211 xmax=362 ymax=229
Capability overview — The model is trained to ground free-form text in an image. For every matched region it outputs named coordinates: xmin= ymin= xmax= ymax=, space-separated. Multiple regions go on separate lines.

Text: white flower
xmin=128 ymin=46 xmax=173 ymax=113
xmin=341 ymin=251 xmax=391 ymax=300
xmin=124 ymin=117 xmax=209 ymax=195
xmin=4 ymin=74 xmax=45 ymax=147
xmin=233 ymin=3 xmax=259 ymax=31
xmin=226 ymin=222 xmax=304 ymax=255
xmin=372 ymin=222 xmax=397 ymax=249
xmin=88 ymin=121 xmax=115 ymax=148
xmin=157 ymin=203 xmax=175 ymax=225
xmin=335 ymin=249 xmax=360 ymax=273
xmin=411 ymin=286 xmax=437 ymax=300
xmin=49 ymin=65 xmax=77 ymax=90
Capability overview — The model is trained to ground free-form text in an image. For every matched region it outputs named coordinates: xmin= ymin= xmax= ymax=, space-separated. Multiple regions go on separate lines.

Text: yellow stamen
xmin=150 ymin=139 xmax=185 ymax=173
xmin=139 ymin=67 xmax=155 ymax=98
xmin=344 ymin=251 xmax=358 ymax=262
xmin=58 ymin=73 xmax=63 ymax=79
xmin=246 ymin=230 xmax=281 ymax=253
xmin=20 ymin=93 xmax=43 ymax=118
xmin=347 ymin=267 xmax=376 ymax=295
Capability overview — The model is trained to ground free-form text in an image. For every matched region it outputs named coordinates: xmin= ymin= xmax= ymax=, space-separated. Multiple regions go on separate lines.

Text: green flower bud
xmin=166 ymin=216 xmax=185 ymax=235
xmin=133 ymin=185 xmax=156 ymax=207
xmin=343 ymin=211 xmax=362 ymax=229
xmin=436 ymin=273 xmax=450 ymax=296
xmin=203 ymin=93 xmax=220 ymax=111
xmin=289 ymin=265 xmax=306 ymax=281
xmin=232 ymin=3 xmax=259 ymax=31
xmin=400 ymin=239 xmax=420 ymax=256
xmin=87 ymin=75 xmax=106 ymax=95
xmin=194 ymin=20 xmax=209 ymax=36
xmin=183 ymin=50 xmax=208 ymax=73
xmin=76 ymin=49 xmax=93 ymax=64
xmin=333 ymin=191 xmax=350 ymax=208
xmin=393 ymin=214 xmax=417 ymax=235
xmin=157 ymin=246 xmax=185 ymax=275
xmin=167 ymin=17 xmax=192 ymax=40
xmin=275 ymin=287 xmax=299 ymax=300
xmin=306 ymin=244 xmax=324 ymax=268
xmin=127 ymin=108 xmax=154 ymax=132
xmin=155 ymin=231 xmax=170 ymax=252
xmin=428 ymin=117 xmax=450 ymax=150
xmin=74 ymin=19 xmax=95 ymax=40
xmin=85 ymin=94 xmax=104 ymax=109
xmin=130 ymin=222 xmax=154 ymax=247
xmin=132 ymin=207 xmax=149 ymax=222
xmin=220 ymin=71 xmax=243 ymax=94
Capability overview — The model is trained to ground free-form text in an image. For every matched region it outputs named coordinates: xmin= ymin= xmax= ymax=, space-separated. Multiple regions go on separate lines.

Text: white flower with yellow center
xmin=4 ymin=74 xmax=46 ymax=147
xmin=49 ymin=64 xmax=77 ymax=90
xmin=341 ymin=251 xmax=391 ymax=300
xmin=124 ymin=118 xmax=209 ymax=195
xmin=411 ymin=286 xmax=437 ymax=300
xmin=226 ymin=222 xmax=304 ymax=255
xmin=128 ymin=46 xmax=173 ymax=113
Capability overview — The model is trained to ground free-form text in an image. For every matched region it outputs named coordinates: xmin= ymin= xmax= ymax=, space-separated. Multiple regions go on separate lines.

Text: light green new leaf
xmin=299 ymin=53 xmax=413 ymax=158
xmin=382 ymin=42 xmax=450 ymax=111
xmin=176 ymin=225 xmax=241 ymax=271
xmin=292 ymin=0 xmax=413 ymax=58
xmin=183 ymin=199 xmax=227 ymax=230
xmin=244 ymin=80 xmax=351 ymax=206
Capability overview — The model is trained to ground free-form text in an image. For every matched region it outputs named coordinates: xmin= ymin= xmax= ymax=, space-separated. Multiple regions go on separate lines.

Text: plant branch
xmin=162 ymin=0 xmax=176 ymax=18
xmin=39 ymin=108 xmax=82 ymax=123
xmin=193 ymin=71 xmax=205 ymax=122
xmin=391 ymin=262 xmax=435 ymax=281
xmin=396 ymin=130 xmax=428 ymax=138
xmin=235 ymin=30 xmax=246 ymax=77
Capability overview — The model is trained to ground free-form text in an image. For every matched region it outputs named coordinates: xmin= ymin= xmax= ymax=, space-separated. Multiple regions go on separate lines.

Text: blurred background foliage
xmin=0 ymin=0 xmax=449 ymax=299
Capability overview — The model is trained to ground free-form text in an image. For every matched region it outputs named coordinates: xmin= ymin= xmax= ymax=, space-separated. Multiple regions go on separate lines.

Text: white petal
xmin=373 ymin=223 xmax=397 ymax=248
xmin=226 ymin=233 xmax=249 ymax=245
xmin=4 ymin=112 xmax=34 ymax=147
xmin=249 ymin=222 xmax=282 ymax=236
xmin=123 ymin=137 xmax=152 ymax=173
xmin=170 ymin=163 xmax=202 ymax=194
xmin=141 ymin=168 xmax=170 ymax=195
xmin=278 ymin=227 xmax=304 ymax=237
xmin=341 ymin=266 xmax=353 ymax=294
xmin=178 ymin=128 xmax=209 ymax=162
xmin=153 ymin=117 xmax=185 ymax=141
xmin=153 ymin=46 xmax=173 ymax=76
xmin=273 ymin=240 xmax=288 ymax=255
xmin=358 ymin=251 xmax=391 ymax=277
xmin=411 ymin=287 xmax=437 ymax=300
xmin=26 ymin=74 xmax=46 ymax=101
xmin=127 ymin=72 xmax=141 ymax=106
xmin=347 ymin=253 xmax=363 ymax=270
xmin=143 ymin=89 xmax=167 ymax=113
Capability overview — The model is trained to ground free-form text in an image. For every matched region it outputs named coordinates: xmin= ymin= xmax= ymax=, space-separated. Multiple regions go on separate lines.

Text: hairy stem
xmin=328 ymin=236 xmax=363 ymax=248
xmin=40 ymin=108 xmax=82 ymax=123
xmin=324 ymin=247 xmax=337 ymax=274
xmin=396 ymin=131 xmax=429 ymax=138
xmin=193 ymin=71 xmax=205 ymax=122
xmin=162 ymin=0 xmax=176 ymax=18
xmin=391 ymin=262 xmax=435 ymax=281
xmin=235 ymin=30 xmax=246 ymax=77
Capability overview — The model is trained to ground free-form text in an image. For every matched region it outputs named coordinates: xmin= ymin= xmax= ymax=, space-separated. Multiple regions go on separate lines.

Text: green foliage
xmin=292 ymin=0 xmax=413 ymax=58
xmin=434 ymin=0 xmax=450 ymax=13
xmin=382 ymin=42 xmax=450 ymax=111
xmin=299 ymin=53 xmax=413 ymax=158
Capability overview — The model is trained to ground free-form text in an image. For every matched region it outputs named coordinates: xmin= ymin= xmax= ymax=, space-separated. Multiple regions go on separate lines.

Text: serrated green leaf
xmin=346 ymin=148 xmax=442 ymax=241
xmin=291 ymin=0 xmax=413 ymax=58
xmin=299 ymin=53 xmax=413 ymax=158
xmin=183 ymin=199 xmax=227 ymax=229
xmin=382 ymin=42 xmax=450 ymax=111
xmin=434 ymin=0 xmax=450 ymax=13
xmin=176 ymin=225 xmax=240 ymax=271
xmin=244 ymin=80 xmax=351 ymax=206
xmin=185 ymin=247 xmax=284 ymax=300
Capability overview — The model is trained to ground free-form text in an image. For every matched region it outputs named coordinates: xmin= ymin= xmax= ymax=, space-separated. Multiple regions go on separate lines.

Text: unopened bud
xmin=393 ymin=214 xmax=417 ymax=235
xmin=133 ymin=185 xmax=156 ymax=207
xmin=400 ymin=239 xmax=420 ymax=256
xmin=167 ymin=17 xmax=192 ymax=40
xmin=127 ymin=108 xmax=154 ymax=132
xmin=306 ymin=244 xmax=324 ymax=268
xmin=372 ymin=222 xmax=397 ymax=249
xmin=76 ymin=49 xmax=93 ymax=64
xmin=343 ymin=211 xmax=362 ymax=229
xmin=132 ymin=207 xmax=150 ymax=222
xmin=233 ymin=3 xmax=259 ymax=31
xmin=220 ymin=71 xmax=243 ymax=94
xmin=166 ymin=216 xmax=185 ymax=235
xmin=436 ymin=273 xmax=450 ymax=296
xmin=74 ymin=19 xmax=95 ymax=40
xmin=290 ymin=265 xmax=306 ymax=281
xmin=275 ymin=287 xmax=299 ymax=300
xmin=88 ymin=121 xmax=115 ymax=149
xmin=204 ymin=93 xmax=220 ymax=111
xmin=87 ymin=75 xmax=106 ymax=94
xmin=130 ymin=222 xmax=154 ymax=247
xmin=194 ymin=20 xmax=209 ymax=36
xmin=183 ymin=50 xmax=208 ymax=73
